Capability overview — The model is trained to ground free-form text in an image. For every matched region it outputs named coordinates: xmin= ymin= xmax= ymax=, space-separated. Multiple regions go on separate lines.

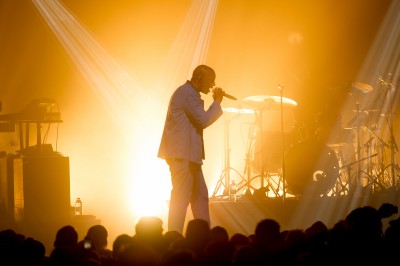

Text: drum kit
xmin=344 ymin=79 xmax=400 ymax=194
xmin=212 ymin=79 xmax=400 ymax=200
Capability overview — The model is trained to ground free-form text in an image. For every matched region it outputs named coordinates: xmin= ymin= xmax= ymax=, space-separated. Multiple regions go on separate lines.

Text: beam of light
xmin=348 ymin=0 xmax=400 ymax=194
xmin=32 ymin=0 xmax=155 ymax=128
xmin=31 ymin=0 xmax=167 ymax=225
xmin=159 ymin=0 xmax=219 ymax=99
xmin=288 ymin=1 xmax=400 ymax=230
xmin=31 ymin=0 xmax=221 ymax=236
xmin=353 ymin=0 xmax=400 ymax=135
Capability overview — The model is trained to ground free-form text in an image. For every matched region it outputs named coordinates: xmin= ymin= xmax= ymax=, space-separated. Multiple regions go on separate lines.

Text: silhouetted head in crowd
xmin=0 ymin=229 xmax=25 ymax=245
xmin=254 ymin=218 xmax=281 ymax=243
xmin=185 ymin=218 xmax=210 ymax=238
xmin=184 ymin=218 xmax=210 ymax=256
xmin=17 ymin=237 xmax=46 ymax=265
xmin=133 ymin=216 xmax=166 ymax=255
xmin=209 ymin=225 xmax=229 ymax=244
xmin=229 ymin=233 xmax=250 ymax=247
xmin=112 ymin=234 xmax=133 ymax=259
xmin=134 ymin=216 xmax=164 ymax=240
xmin=54 ymin=225 xmax=79 ymax=249
xmin=163 ymin=230 xmax=184 ymax=249
xmin=85 ymin=225 xmax=109 ymax=251
xmin=305 ymin=220 xmax=328 ymax=245
xmin=83 ymin=224 xmax=113 ymax=262
xmin=344 ymin=205 xmax=383 ymax=242
xmin=117 ymin=243 xmax=158 ymax=266
xmin=283 ymin=229 xmax=307 ymax=255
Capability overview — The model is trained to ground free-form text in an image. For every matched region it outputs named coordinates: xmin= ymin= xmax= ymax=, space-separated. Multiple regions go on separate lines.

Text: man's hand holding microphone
xmin=212 ymin=87 xmax=237 ymax=103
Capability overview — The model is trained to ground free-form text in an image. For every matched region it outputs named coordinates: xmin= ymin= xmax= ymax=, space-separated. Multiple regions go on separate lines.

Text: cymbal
xmin=222 ymin=107 xmax=255 ymax=114
xmin=241 ymin=95 xmax=297 ymax=110
xmin=352 ymin=109 xmax=380 ymax=113
xmin=352 ymin=82 xmax=373 ymax=93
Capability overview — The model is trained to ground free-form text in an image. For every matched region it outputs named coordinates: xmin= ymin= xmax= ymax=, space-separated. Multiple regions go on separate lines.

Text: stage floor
xmin=209 ymin=190 xmax=400 ymax=236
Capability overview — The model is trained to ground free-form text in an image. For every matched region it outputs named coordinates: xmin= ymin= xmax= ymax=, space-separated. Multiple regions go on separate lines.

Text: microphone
xmin=223 ymin=92 xmax=237 ymax=100
xmin=213 ymin=87 xmax=237 ymax=100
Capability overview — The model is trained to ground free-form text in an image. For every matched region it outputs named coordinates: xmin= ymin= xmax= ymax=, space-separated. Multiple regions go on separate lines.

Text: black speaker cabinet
xmin=13 ymin=156 xmax=70 ymax=222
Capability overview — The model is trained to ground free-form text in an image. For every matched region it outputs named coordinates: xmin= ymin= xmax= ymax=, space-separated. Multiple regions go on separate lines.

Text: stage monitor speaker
xmin=13 ymin=156 xmax=71 ymax=222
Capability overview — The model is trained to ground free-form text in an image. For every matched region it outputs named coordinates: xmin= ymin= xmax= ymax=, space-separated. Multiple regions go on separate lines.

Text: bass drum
xmin=285 ymin=140 xmax=339 ymax=196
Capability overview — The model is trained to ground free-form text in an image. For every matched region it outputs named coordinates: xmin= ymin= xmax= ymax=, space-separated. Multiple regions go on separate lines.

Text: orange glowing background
xmin=0 ymin=0 xmax=398 ymax=248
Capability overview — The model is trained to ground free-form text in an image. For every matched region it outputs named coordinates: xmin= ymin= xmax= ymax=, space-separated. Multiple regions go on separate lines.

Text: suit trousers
xmin=166 ymin=158 xmax=210 ymax=234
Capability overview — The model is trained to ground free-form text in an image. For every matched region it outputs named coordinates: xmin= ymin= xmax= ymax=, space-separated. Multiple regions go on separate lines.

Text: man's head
xmin=85 ymin=224 xmax=108 ymax=251
xmin=190 ymin=65 xmax=216 ymax=94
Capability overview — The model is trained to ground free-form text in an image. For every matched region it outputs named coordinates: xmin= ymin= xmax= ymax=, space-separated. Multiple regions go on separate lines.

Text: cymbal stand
xmin=352 ymin=101 xmax=363 ymax=191
xmin=237 ymin=122 xmax=257 ymax=195
xmin=361 ymin=132 xmax=383 ymax=192
xmin=384 ymin=113 xmax=399 ymax=189
xmin=237 ymin=121 xmax=266 ymax=196
xmin=278 ymin=85 xmax=287 ymax=202
xmin=385 ymin=76 xmax=399 ymax=189
xmin=255 ymin=107 xmax=276 ymax=197
xmin=356 ymin=102 xmax=362 ymax=190
xmin=333 ymin=145 xmax=351 ymax=195
xmin=212 ymin=113 xmax=244 ymax=199
xmin=240 ymin=108 xmax=272 ymax=198
xmin=363 ymin=126 xmax=389 ymax=191
xmin=238 ymin=117 xmax=284 ymax=197
xmin=379 ymin=76 xmax=399 ymax=190
xmin=341 ymin=152 xmax=378 ymax=186
xmin=255 ymin=109 xmax=267 ymax=189
xmin=379 ymin=76 xmax=400 ymax=189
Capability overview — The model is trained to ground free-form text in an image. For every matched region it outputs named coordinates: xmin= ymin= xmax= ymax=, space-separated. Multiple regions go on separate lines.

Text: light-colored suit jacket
xmin=158 ymin=81 xmax=223 ymax=165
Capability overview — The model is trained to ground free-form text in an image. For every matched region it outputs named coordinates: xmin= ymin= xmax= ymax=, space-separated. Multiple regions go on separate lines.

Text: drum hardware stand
xmin=371 ymin=113 xmax=400 ymax=191
xmin=341 ymin=148 xmax=378 ymax=194
xmin=237 ymin=122 xmax=257 ymax=196
xmin=360 ymin=134 xmax=385 ymax=193
xmin=385 ymin=113 xmax=399 ymax=190
xmin=251 ymin=108 xmax=270 ymax=195
xmin=348 ymin=100 xmax=371 ymax=192
xmin=212 ymin=113 xmax=245 ymax=199
xmin=257 ymin=109 xmax=267 ymax=189
xmin=382 ymin=75 xmax=399 ymax=189
xmin=251 ymin=85 xmax=289 ymax=199
xmin=362 ymin=126 xmax=390 ymax=192
xmin=334 ymin=170 xmax=350 ymax=196
xmin=376 ymin=75 xmax=400 ymax=191
xmin=239 ymin=111 xmax=281 ymax=198
xmin=278 ymin=85 xmax=287 ymax=203
xmin=240 ymin=93 xmax=297 ymax=199
xmin=354 ymin=101 xmax=363 ymax=191
xmin=267 ymin=170 xmax=284 ymax=197
xmin=329 ymin=144 xmax=350 ymax=196
xmin=339 ymin=163 xmax=352 ymax=194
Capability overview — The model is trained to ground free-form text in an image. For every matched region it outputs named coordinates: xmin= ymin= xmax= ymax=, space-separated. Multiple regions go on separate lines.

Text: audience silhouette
xmin=0 ymin=202 xmax=399 ymax=265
